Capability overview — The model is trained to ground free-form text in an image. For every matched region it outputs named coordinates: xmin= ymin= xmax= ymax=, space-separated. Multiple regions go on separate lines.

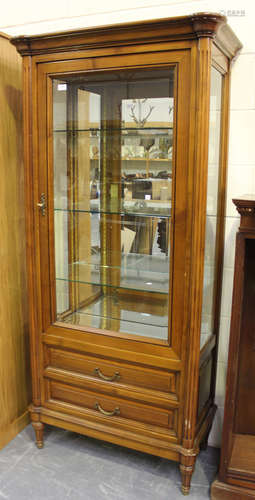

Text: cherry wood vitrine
xmin=211 ymin=197 xmax=255 ymax=499
xmin=12 ymin=14 xmax=241 ymax=494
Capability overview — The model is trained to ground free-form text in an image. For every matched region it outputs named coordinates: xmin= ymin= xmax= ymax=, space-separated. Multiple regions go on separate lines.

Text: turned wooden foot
xmin=30 ymin=406 xmax=45 ymax=448
xmin=180 ymin=455 xmax=196 ymax=495
xmin=32 ymin=421 xmax=44 ymax=449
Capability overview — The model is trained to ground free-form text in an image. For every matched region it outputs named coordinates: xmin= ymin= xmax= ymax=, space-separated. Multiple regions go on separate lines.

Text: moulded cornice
xmin=0 ymin=31 xmax=10 ymax=40
xmin=233 ymin=196 xmax=255 ymax=231
xmin=11 ymin=13 xmax=242 ymax=60
xmin=233 ymin=197 xmax=255 ymax=216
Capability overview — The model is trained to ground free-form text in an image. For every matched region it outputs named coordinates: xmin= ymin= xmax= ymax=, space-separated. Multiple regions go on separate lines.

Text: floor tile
xmin=0 ymin=425 xmax=219 ymax=499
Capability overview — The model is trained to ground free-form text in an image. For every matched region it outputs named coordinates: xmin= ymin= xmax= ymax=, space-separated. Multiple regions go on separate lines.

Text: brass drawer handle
xmin=94 ymin=402 xmax=120 ymax=417
xmin=94 ymin=367 xmax=120 ymax=382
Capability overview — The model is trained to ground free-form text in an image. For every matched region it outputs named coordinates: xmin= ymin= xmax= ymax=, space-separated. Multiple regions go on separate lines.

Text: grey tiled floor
xmin=0 ymin=424 xmax=219 ymax=499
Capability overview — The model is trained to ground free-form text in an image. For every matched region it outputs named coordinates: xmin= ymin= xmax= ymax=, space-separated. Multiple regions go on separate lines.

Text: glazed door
xmin=37 ymin=49 xmax=190 ymax=366
xmin=53 ymin=69 xmax=173 ymax=340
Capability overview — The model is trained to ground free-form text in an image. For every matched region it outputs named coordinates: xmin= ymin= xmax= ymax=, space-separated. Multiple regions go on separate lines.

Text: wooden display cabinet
xmin=12 ymin=14 xmax=241 ymax=494
xmin=211 ymin=197 xmax=255 ymax=499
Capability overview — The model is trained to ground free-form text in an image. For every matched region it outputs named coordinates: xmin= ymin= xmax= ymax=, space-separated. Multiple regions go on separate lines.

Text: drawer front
xmin=49 ymin=380 xmax=175 ymax=430
xmin=48 ymin=347 xmax=176 ymax=395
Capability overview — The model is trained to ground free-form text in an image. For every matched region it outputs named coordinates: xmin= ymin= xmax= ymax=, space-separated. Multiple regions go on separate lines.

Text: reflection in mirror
xmin=53 ymin=68 xmax=174 ymax=341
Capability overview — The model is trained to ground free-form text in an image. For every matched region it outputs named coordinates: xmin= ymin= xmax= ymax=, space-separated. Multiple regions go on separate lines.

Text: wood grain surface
xmin=211 ymin=201 xmax=255 ymax=498
xmin=0 ymin=33 xmax=30 ymax=448
xmin=11 ymin=14 xmax=242 ymax=494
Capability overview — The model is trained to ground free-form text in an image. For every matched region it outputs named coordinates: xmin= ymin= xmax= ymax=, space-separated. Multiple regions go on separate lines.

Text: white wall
xmin=1 ymin=0 xmax=254 ymax=448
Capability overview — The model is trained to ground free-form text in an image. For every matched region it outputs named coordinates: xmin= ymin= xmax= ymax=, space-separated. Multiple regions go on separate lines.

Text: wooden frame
xmin=211 ymin=197 xmax=255 ymax=499
xmin=12 ymin=13 xmax=241 ymax=495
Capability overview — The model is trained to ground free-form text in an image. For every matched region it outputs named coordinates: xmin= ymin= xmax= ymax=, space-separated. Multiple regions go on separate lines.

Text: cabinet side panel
xmin=198 ymin=355 xmax=212 ymax=416
xmin=218 ymin=232 xmax=245 ymax=481
xmin=234 ymin=238 xmax=255 ymax=434
xmin=183 ymin=38 xmax=211 ymax=449
xmin=0 ymin=35 xmax=31 ymax=447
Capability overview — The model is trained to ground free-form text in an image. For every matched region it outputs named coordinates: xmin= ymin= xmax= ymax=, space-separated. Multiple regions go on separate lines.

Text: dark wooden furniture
xmin=12 ymin=14 xmax=241 ymax=495
xmin=212 ymin=197 xmax=255 ymax=499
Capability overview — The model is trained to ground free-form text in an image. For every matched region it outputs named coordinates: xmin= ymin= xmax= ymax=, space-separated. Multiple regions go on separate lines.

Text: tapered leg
xmin=32 ymin=421 xmax=44 ymax=448
xmin=179 ymin=455 xmax=196 ymax=495
xmin=30 ymin=408 xmax=45 ymax=449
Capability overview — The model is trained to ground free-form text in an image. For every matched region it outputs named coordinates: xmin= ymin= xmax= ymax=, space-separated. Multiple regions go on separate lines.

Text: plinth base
xmin=211 ymin=479 xmax=255 ymax=499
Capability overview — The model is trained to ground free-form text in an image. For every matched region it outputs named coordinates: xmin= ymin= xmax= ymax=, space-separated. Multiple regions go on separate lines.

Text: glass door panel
xmin=53 ymin=68 xmax=174 ymax=340
xmin=200 ymin=67 xmax=223 ymax=349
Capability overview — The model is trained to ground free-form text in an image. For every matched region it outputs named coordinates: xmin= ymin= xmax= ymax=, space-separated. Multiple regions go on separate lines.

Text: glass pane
xmin=200 ymin=67 xmax=222 ymax=349
xmin=53 ymin=68 xmax=174 ymax=341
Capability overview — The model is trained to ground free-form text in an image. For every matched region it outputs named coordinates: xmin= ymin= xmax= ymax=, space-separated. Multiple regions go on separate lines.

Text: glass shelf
xmin=59 ymin=253 xmax=169 ymax=274
xmin=121 ymin=158 xmax=170 ymax=162
xmin=56 ymin=277 xmax=168 ymax=295
xmin=75 ymin=304 xmax=167 ymax=328
xmin=53 ymin=127 xmax=173 ymax=133
xmin=54 ymin=207 xmax=171 ymax=218
xmin=56 ymin=253 xmax=169 ymax=294
xmin=57 ymin=295 xmax=168 ymax=340
xmin=60 ymin=313 xmax=167 ymax=338
xmin=54 ymin=127 xmax=173 ymax=162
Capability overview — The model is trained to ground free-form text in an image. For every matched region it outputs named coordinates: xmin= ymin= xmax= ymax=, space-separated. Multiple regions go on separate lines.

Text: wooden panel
xmin=40 ymin=407 xmax=180 ymax=461
xmin=217 ymin=231 xmax=246 ymax=482
xmin=42 ymin=329 xmax=182 ymax=370
xmin=197 ymin=355 xmax=212 ymax=416
xmin=212 ymin=479 xmax=255 ymax=499
xmin=234 ymin=238 xmax=255 ymax=434
xmin=212 ymin=202 xmax=255 ymax=497
xmin=182 ymin=37 xmax=212 ymax=450
xmin=0 ymin=411 xmax=29 ymax=449
xmin=0 ymin=34 xmax=30 ymax=448
xmin=229 ymin=434 xmax=255 ymax=482
xmin=49 ymin=380 xmax=174 ymax=429
xmin=48 ymin=347 xmax=177 ymax=394
xmin=44 ymin=367 xmax=179 ymax=410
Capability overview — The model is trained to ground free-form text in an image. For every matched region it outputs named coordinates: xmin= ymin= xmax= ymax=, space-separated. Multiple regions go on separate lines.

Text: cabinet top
xmin=0 ymin=32 xmax=11 ymax=40
xmin=233 ymin=197 xmax=255 ymax=232
xmin=11 ymin=12 xmax=242 ymax=59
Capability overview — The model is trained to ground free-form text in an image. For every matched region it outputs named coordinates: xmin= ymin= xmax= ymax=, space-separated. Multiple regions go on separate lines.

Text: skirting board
xmin=0 ymin=410 xmax=30 ymax=450
xmin=211 ymin=479 xmax=255 ymax=499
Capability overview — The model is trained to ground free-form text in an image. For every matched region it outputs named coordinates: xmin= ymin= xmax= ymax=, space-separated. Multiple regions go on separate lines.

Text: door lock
xmin=37 ymin=193 xmax=46 ymax=216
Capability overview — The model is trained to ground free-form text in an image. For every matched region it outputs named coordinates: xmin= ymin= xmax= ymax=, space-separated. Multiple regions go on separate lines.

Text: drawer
xmin=49 ymin=380 xmax=175 ymax=430
xmin=48 ymin=347 xmax=176 ymax=394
